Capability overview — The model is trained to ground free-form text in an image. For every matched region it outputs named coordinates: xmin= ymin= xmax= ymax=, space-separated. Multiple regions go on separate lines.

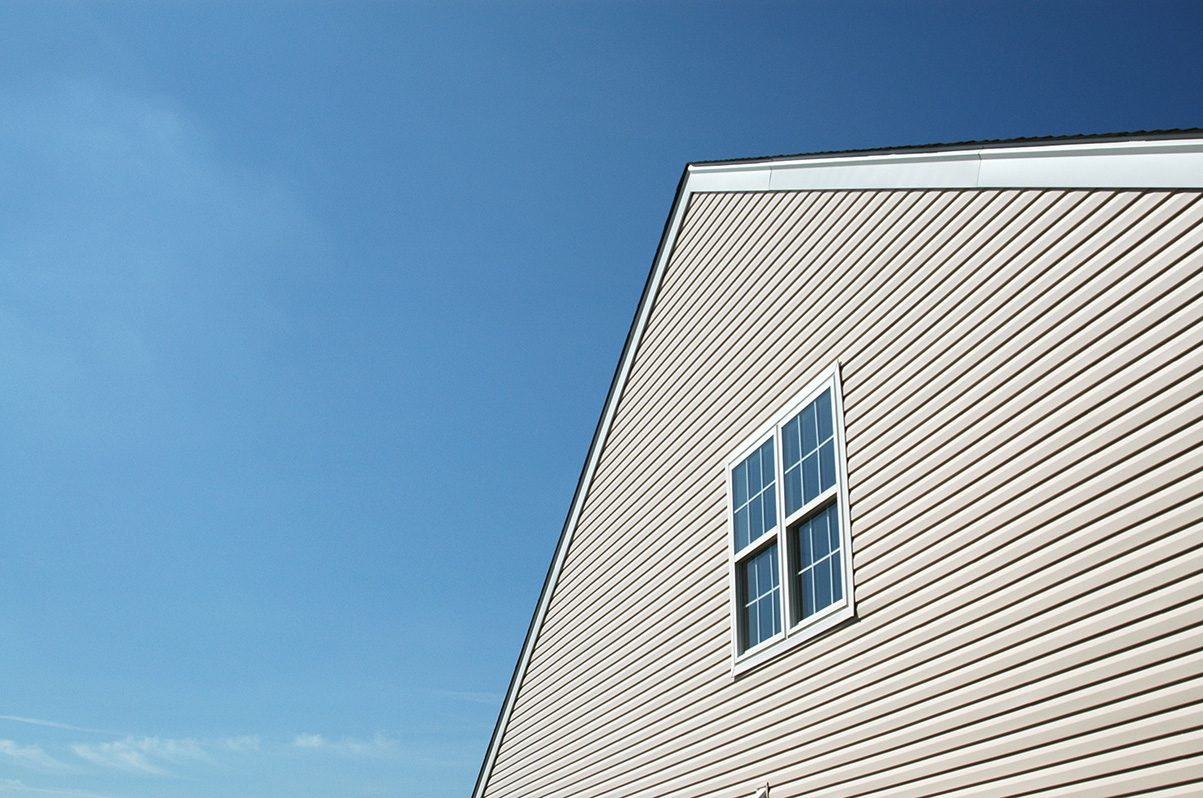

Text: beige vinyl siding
xmin=481 ymin=187 xmax=1203 ymax=797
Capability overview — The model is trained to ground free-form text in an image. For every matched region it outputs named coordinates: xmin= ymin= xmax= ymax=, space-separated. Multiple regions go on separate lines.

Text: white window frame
xmin=725 ymin=362 xmax=855 ymax=675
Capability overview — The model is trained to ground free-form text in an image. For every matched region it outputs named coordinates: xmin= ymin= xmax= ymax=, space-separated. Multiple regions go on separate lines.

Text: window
xmin=726 ymin=365 xmax=854 ymax=670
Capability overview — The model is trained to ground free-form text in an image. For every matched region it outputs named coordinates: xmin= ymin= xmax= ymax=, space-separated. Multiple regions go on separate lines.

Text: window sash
xmin=736 ymin=542 xmax=782 ymax=652
xmin=789 ymin=499 xmax=843 ymax=625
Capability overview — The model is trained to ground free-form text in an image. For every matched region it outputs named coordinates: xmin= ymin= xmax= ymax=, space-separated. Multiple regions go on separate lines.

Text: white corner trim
xmin=687 ymin=137 xmax=1203 ymax=192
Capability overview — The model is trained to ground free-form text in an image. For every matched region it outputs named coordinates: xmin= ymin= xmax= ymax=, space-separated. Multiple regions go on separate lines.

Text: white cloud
xmin=292 ymin=733 xmax=325 ymax=749
xmin=290 ymin=733 xmax=400 ymax=759
xmin=217 ymin=735 xmax=261 ymax=753
xmin=70 ymin=736 xmax=209 ymax=776
xmin=0 ymin=740 xmax=68 ymax=770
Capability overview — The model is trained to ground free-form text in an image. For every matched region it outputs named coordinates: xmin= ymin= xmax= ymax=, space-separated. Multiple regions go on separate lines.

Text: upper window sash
xmin=781 ymin=386 xmax=837 ymax=518
xmin=729 ymin=437 xmax=778 ymax=557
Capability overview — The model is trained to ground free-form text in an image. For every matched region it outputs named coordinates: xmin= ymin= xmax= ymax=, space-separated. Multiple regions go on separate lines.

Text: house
xmin=474 ymin=133 xmax=1203 ymax=797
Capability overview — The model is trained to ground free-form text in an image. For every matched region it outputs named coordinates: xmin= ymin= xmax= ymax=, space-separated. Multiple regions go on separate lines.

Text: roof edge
xmin=687 ymin=134 xmax=1203 ymax=192
xmin=471 ymin=163 xmax=693 ymax=798
xmin=690 ymin=128 xmax=1203 ymax=169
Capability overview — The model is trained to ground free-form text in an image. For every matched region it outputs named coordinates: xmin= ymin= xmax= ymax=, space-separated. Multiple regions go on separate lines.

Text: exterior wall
xmin=481 ymin=187 xmax=1203 ymax=797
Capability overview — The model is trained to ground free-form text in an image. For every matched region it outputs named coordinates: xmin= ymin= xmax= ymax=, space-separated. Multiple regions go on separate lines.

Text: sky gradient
xmin=1 ymin=2 xmax=1201 ymax=796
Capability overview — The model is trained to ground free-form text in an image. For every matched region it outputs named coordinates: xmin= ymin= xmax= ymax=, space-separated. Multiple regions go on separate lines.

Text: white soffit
xmin=686 ymin=138 xmax=1203 ymax=192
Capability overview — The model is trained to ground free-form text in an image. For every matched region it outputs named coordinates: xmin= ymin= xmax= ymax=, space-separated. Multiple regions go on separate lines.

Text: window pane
xmin=799 ymin=564 xmax=815 ymax=620
xmin=761 ymin=439 xmax=775 ymax=483
xmin=814 ymin=556 xmax=832 ymax=611
xmin=783 ymin=416 xmax=800 ymax=465
xmin=816 ymin=389 xmax=833 ymax=442
xmin=732 ymin=461 xmax=748 ymax=506
xmin=785 ymin=465 xmax=802 ymax=515
xmin=733 ymin=506 xmax=750 ymax=551
xmin=819 ymin=440 xmax=836 ymax=494
xmin=800 ymin=514 xmax=813 ymax=563
xmin=801 ymin=404 xmax=817 ymax=452
xmin=802 ymin=452 xmax=820 ymax=503
xmin=759 ymin=596 xmax=778 ymax=641
xmin=812 ymin=515 xmax=831 ymax=561
xmin=732 ymin=440 xmax=776 ymax=549
xmin=739 ymin=545 xmax=780 ymax=651
xmin=826 ymin=503 xmax=840 ymax=552
xmin=747 ymin=449 xmax=762 ymax=493
xmin=793 ymin=501 xmax=843 ymax=625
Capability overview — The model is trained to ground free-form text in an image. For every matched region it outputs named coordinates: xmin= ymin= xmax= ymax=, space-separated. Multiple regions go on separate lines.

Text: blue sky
xmin=0 ymin=2 xmax=1199 ymax=796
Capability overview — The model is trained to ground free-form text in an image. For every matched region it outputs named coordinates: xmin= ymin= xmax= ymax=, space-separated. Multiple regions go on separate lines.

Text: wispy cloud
xmin=290 ymin=733 xmax=400 ymax=759
xmin=0 ymin=778 xmax=113 ymax=797
xmin=70 ymin=736 xmax=210 ymax=776
xmin=291 ymin=733 xmax=325 ymax=749
xmin=0 ymin=740 xmax=69 ymax=770
xmin=0 ymin=715 xmax=118 ymax=736
xmin=1 ymin=718 xmax=398 ymax=783
xmin=217 ymin=735 xmax=261 ymax=753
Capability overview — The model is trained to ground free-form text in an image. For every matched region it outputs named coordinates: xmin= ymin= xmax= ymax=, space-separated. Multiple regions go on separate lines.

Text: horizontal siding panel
xmin=502 ymin=389 xmax=1198 ymax=760
xmin=624 ymin=190 xmax=901 ymax=409
xmin=546 ymin=189 xmax=1121 ymax=613
xmin=492 ymin=482 xmax=1202 ymax=793
xmin=512 ymin=194 xmax=1198 ymax=693
xmin=593 ymin=189 xmax=967 ymax=497
xmin=534 ymin=190 xmax=1021 ymax=649
xmin=799 ymin=673 xmax=1203 ymax=797
xmin=493 ymin=500 xmax=1198 ymax=784
xmin=851 ymin=303 xmax=1200 ymax=542
xmin=939 ymin=736 xmax=1203 ymax=797
xmin=849 ymin=198 xmax=1203 ymax=517
xmin=482 ymin=188 xmax=1203 ymax=797
xmin=493 ymin=201 xmax=1198 ymax=779
xmin=850 ymin=705 xmax=1203 ymax=798
xmin=843 ymin=191 xmax=1194 ymax=430
xmin=600 ymin=189 xmax=982 ymax=490
xmin=846 ymin=192 xmax=1198 ymax=481
xmin=498 ymin=592 xmax=1203 ymax=797
xmin=501 ymin=333 xmax=1201 ymax=735
xmin=1049 ymin=758 xmax=1203 ymax=797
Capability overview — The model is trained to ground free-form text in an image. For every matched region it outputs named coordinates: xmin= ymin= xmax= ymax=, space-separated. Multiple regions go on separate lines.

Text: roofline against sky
xmin=691 ymin=128 xmax=1203 ymax=168
xmin=687 ymin=132 xmax=1203 ymax=192
xmin=471 ymin=131 xmax=1203 ymax=797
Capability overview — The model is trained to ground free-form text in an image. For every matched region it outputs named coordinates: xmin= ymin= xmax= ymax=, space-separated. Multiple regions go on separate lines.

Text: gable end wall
xmin=480 ymin=179 xmax=1203 ymax=797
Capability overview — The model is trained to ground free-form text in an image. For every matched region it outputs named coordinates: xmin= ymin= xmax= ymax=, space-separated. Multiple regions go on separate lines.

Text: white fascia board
xmin=687 ymin=138 xmax=1203 ymax=192
xmin=975 ymin=140 xmax=1203 ymax=188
